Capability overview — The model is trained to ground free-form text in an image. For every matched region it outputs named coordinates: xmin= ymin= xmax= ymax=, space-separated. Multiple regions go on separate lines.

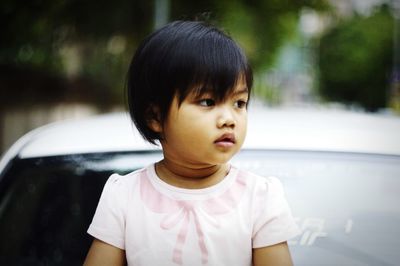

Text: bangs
xmin=163 ymin=24 xmax=252 ymax=103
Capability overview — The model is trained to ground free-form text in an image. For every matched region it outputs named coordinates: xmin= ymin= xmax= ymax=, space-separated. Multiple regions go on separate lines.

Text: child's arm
xmin=84 ymin=238 xmax=126 ymax=266
xmin=252 ymin=241 xmax=293 ymax=266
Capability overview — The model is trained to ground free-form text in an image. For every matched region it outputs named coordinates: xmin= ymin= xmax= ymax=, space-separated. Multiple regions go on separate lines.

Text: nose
xmin=217 ymin=106 xmax=236 ymax=128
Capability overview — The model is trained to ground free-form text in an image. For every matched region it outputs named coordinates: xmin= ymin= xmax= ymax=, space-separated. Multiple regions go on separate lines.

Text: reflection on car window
xmin=233 ymin=150 xmax=400 ymax=266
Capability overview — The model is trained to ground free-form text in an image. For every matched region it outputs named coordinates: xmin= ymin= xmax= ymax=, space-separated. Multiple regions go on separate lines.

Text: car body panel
xmin=3 ymin=107 xmax=399 ymax=163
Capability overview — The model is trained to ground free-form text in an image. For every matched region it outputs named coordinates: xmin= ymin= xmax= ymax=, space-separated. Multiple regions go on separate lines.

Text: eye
xmin=234 ymin=100 xmax=248 ymax=109
xmin=199 ymin=98 xmax=215 ymax=107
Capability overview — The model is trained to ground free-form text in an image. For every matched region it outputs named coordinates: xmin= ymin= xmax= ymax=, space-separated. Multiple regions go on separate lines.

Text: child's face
xmin=158 ymin=78 xmax=249 ymax=168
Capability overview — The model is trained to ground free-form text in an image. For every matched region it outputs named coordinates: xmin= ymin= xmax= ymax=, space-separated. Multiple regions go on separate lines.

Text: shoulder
xmin=101 ymin=166 xmax=149 ymax=199
xmin=235 ymin=167 xmax=284 ymax=195
xmin=239 ymin=168 xmax=300 ymax=247
xmin=87 ymin=168 xmax=151 ymax=251
xmin=108 ymin=165 xmax=148 ymax=186
xmin=94 ymin=166 xmax=150 ymax=218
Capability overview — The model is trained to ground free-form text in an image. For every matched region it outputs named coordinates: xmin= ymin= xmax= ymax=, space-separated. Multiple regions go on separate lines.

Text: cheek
xmin=180 ymin=125 xmax=208 ymax=145
xmin=164 ymin=115 xmax=205 ymax=142
xmin=238 ymin=116 xmax=248 ymax=143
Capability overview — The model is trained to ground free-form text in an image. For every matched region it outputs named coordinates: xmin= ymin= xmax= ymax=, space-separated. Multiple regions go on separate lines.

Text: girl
xmin=84 ymin=20 xmax=299 ymax=266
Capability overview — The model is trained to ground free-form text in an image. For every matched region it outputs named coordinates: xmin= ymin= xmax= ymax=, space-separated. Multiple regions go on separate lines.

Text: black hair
xmin=127 ymin=20 xmax=253 ymax=144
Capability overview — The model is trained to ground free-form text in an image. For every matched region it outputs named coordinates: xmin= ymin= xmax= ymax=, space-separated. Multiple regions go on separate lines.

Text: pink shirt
xmin=88 ymin=164 xmax=299 ymax=265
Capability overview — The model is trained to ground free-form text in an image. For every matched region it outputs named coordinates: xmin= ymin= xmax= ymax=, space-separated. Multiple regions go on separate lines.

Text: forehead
xmin=231 ymin=76 xmax=249 ymax=94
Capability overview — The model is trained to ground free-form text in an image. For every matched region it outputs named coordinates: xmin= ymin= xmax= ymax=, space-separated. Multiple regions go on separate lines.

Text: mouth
xmin=214 ymin=133 xmax=236 ymax=147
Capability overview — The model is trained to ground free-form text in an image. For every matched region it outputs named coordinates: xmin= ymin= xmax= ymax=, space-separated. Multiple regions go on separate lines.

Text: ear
xmin=146 ymin=105 xmax=162 ymax=133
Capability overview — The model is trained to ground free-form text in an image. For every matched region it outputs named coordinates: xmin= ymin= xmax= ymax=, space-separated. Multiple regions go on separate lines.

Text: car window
xmin=0 ymin=150 xmax=399 ymax=265
xmin=232 ymin=150 xmax=400 ymax=266
xmin=0 ymin=151 xmax=162 ymax=265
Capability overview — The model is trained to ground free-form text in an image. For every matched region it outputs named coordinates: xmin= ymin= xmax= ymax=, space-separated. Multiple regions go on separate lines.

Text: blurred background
xmin=1 ymin=0 xmax=399 ymax=155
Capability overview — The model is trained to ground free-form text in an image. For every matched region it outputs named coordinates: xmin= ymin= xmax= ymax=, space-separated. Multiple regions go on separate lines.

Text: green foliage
xmin=318 ymin=4 xmax=394 ymax=111
xmin=214 ymin=0 xmax=330 ymax=70
xmin=1 ymin=0 xmax=153 ymax=107
xmin=0 ymin=0 xmax=329 ymax=108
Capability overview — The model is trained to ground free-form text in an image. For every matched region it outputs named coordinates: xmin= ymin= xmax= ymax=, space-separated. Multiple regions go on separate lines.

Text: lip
xmin=214 ymin=133 xmax=236 ymax=148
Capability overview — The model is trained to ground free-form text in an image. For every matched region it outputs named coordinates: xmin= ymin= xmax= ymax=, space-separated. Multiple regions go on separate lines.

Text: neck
xmin=155 ymin=159 xmax=230 ymax=189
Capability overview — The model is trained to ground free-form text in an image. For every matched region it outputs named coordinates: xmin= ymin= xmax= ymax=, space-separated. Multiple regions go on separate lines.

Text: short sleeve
xmin=87 ymin=174 xmax=128 ymax=250
xmin=252 ymin=176 xmax=300 ymax=248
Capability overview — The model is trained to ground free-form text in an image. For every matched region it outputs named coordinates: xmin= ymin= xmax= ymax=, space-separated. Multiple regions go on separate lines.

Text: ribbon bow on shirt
xmin=140 ymin=170 xmax=247 ymax=265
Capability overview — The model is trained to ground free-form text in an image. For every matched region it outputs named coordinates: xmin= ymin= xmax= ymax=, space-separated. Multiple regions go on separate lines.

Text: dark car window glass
xmin=0 ymin=151 xmax=162 ymax=266
xmin=0 ymin=150 xmax=399 ymax=265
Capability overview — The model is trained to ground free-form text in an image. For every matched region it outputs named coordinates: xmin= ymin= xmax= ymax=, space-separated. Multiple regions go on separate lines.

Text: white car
xmin=0 ymin=107 xmax=399 ymax=265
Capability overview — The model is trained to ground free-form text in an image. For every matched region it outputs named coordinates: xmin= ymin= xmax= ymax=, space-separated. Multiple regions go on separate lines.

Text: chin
xmin=210 ymin=155 xmax=235 ymax=165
